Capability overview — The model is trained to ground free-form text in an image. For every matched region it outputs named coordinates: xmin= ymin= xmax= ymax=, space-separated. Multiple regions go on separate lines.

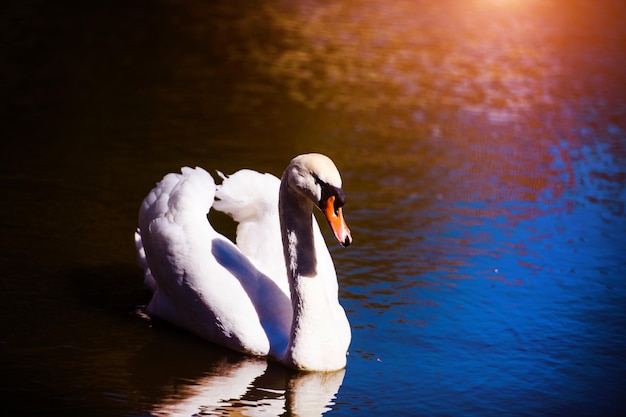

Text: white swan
xmin=134 ymin=153 xmax=352 ymax=371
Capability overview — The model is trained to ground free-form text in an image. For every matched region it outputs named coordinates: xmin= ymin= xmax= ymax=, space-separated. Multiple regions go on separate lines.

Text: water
xmin=2 ymin=0 xmax=625 ymax=415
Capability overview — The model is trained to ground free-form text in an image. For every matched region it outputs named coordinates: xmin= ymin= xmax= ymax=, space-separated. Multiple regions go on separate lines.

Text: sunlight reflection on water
xmin=1 ymin=0 xmax=625 ymax=415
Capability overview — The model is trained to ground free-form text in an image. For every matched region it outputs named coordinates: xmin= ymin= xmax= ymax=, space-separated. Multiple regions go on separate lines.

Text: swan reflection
xmin=150 ymin=360 xmax=344 ymax=416
xmin=129 ymin=329 xmax=345 ymax=416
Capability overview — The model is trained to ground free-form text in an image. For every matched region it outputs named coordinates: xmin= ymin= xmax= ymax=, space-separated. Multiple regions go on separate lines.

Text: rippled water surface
xmin=2 ymin=1 xmax=625 ymax=416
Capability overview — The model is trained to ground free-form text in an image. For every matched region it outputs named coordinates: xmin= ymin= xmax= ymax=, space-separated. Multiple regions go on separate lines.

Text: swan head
xmin=285 ymin=153 xmax=352 ymax=247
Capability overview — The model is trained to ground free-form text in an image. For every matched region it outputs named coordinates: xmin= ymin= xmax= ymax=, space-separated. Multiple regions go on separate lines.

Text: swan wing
xmin=213 ymin=169 xmax=289 ymax=295
xmin=136 ymin=167 xmax=290 ymax=356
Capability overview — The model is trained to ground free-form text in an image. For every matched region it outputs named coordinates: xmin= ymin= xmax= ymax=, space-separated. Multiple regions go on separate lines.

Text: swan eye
xmin=313 ymin=174 xmax=345 ymax=215
xmin=318 ymin=183 xmax=346 ymax=215
xmin=329 ymin=191 xmax=346 ymax=215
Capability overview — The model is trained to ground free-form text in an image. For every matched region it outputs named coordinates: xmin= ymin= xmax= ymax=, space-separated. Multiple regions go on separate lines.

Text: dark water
xmin=2 ymin=0 xmax=625 ymax=415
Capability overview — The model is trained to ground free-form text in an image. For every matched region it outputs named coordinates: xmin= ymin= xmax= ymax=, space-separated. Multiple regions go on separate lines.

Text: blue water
xmin=1 ymin=0 xmax=625 ymax=416
xmin=334 ymin=132 xmax=625 ymax=416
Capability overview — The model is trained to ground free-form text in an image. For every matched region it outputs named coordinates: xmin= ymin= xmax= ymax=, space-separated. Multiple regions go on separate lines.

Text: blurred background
xmin=1 ymin=0 xmax=625 ymax=415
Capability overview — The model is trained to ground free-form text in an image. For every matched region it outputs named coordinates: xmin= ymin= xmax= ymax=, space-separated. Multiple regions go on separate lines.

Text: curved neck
xmin=279 ymin=179 xmax=323 ymax=361
xmin=278 ymin=177 xmax=349 ymax=370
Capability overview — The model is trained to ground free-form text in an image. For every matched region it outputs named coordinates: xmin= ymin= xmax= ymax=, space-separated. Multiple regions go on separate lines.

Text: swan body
xmin=135 ymin=153 xmax=352 ymax=371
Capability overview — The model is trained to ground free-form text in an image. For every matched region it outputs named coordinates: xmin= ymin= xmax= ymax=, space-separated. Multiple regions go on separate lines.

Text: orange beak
xmin=321 ymin=195 xmax=352 ymax=247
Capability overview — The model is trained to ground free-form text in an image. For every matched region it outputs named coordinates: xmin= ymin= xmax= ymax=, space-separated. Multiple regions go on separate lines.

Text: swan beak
xmin=321 ymin=196 xmax=352 ymax=247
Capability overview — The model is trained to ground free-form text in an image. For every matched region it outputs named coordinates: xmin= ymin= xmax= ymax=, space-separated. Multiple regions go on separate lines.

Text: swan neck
xmin=278 ymin=168 xmax=349 ymax=371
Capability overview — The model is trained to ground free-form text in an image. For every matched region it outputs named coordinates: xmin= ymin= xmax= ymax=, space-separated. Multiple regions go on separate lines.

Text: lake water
xmin=2 ymin=1 xmax=625 ymax=416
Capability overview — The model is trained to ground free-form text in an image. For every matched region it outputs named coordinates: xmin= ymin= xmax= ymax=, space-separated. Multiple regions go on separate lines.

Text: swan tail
xmin=134 ymin=228 xmax=158 ymax=292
